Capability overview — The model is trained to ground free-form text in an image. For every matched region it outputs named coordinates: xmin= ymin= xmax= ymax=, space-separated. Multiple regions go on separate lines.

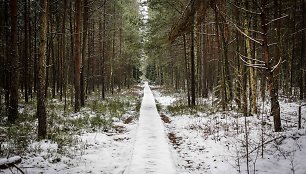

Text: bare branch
xmin=245 ymin=135 xmax=286 ymax=157
xmin=268 ymin=43 xmax=278 ymax=47
xmin=290 ymin=27 xmax=306 ymax=36
xmin=238 ymin=54 xmax=267 ymax=69
xmin=195 ymin=31 xmax=216 ymax=36
xmin=246 ymin=28 xmax=265 ymax=35
xmin=266 ymin=15 xmax=289 ymax=26
xmin=271 ymin=57 xmax=283 ymax=73
xmin=230 ymin=21 xmax=262 ymax=45
xmin=227 ymin=38 xmax=236 ymax=46
xmin=228 ymin=1 xmax=261 ymax=15
xmin=237 ymin=51 xmax=265 ymax=64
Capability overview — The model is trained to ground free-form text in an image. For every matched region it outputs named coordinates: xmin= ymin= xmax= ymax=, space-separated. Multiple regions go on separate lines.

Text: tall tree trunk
xmin=74 ymin=0 xmax=81 ymax=112
xmin=242 ymin=58 xmax=248 ymax=116
xmin=196 ymin=24 xmax=202 ymax=97
xmin=290 ymin=0 xmax=297 ymax=95
xmin=101 ymin=2 xmax=106 ymax=99
xmin=8 ymin=0 xmax=19 ymax=124
xmin=51 ymin=20 xmax=56 ymax=98
xmin=214 ymin=9 xmax=226 ymax=110
xmin=111 ymin=2 xmax=116 ymax=95
xmin=3 ymin=0 xmax=10 ymax=117
xmin=119 ymin=22 xmax=123 ymax=90
xmin=183 ymin=35 xmax=191 ymax=106
xmin=220 ymin=22 xmax=233 ymax=103
xmin=24 ymin=0 xmax=29 ymax=103
xmin=80 ymin=0 xmax=88 ymax=106
xmin=190 ymin=28 xmax=196 ymax=106
xmin=100 ymin=4 xmax=106 ymax=100
xmin=34 ymin=3 xmax=38 ymax=93
xmin=37 ymin=0 xmax=48 ymax=139
xmin=261 ymin=0 xmax=281 ymax=132
xmin=87 ymin=19 xmax=94 ymax=94
xmin=201 ymin=22 xmax=208 ymax=98
xmin=234 ymin=0 xmax=241 ymax=110
xmin=244 ymin=17 xmax=257 ymax=114
xmin=61 ymin=0 xmax=67 ymax=102
xmin=69 ymin=0 xmax=74 ymax=106
xmin=300 ymin=0 xmax=305 ymax=100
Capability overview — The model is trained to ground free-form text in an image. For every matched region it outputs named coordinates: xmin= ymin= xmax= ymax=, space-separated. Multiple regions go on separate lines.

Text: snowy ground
xmin=0 ymin=87 xmax=142 ymax=174
xmin=13 ymin=124 xmax=137 ymax=174
xmin=1 ymin=84 xmax=306 ymax=174
xmin=153 ymin=87 xmax=306 ymax=174
xmin=2 ymin=125 xmax=138 ymax=174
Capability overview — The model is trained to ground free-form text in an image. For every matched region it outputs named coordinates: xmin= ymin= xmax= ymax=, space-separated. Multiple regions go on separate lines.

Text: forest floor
xmin=1 ymin=83 xmax=306 ymax=174
xmin=153 ymin=87 xmax=306 ymax=174
xmin=0 ymin=85 xmax=143 ymax=174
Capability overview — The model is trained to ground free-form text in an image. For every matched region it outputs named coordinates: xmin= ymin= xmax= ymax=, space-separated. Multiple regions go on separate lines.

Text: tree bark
xmin=74 ymin=0 xmax=81 ymax=112
xmin=244 ymin=17 xmax=257 ymax=114
xmin=80 ymin=0 xmax=88 ymax=106
xmin=100 ymin=4 xmax=106 ymax=100
xmin=34 ymin=2 xmax=38 ymax=93
xmin=111 ymin=2 xmax=116 ymax=95
xmin=300 ymin=0 xmax=305 ymax=100
xmin=183 ymin=35 xmax=191 ymax=106
xmin=234 ymin=0 xmax=242 ymax=110
xmin=261 ymin=0 xmax=281 ymax=132
xmin=200 ymin=22 xmax=208 ymax=98
xmin=61 ymin=0 xmax=67 ymax=102
xmin=190 ymin=28 xmax=196 ymax=106
xmin=8 ymin=0 xmax=19 ymax=124
xmin=37 ymin=0 xmax=48 ymax=139
xmin=24 ymin=0 xmax=29 ymax=103
xmin=102 ymin=1 xmax=106 ymax=99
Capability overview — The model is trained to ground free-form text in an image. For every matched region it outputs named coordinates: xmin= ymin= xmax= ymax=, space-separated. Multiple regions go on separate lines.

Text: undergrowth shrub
xmin=1 ymin=87 xmax=142 ymax=159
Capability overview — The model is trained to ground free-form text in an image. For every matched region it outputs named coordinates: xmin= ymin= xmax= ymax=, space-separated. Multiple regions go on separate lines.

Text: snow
xmin=153 ymin=89 xmax=306 ymax=174
xmin=1 ymin=91 xmax=141 ymax=174
xmin=1 ymin=123 xmax=137 ymax=174
xmin=30 ymin=140 xmax=58 ymax=153
xmin=63 ymin=127 xmax=136 ymax=174
xmin=127 ymin=82 xmax=177 ymax=174
xmin=153 ymin=90 xmax=176 ymax=106
xmin=1 ymin=83 xmax=306 ymax=174
xmin=0 ymin=156 xmax=21 ymax=166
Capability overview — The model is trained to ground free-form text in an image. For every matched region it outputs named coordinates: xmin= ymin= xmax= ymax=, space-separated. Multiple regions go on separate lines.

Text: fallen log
xmin=0 ymin=156 xmax=22 ymax=169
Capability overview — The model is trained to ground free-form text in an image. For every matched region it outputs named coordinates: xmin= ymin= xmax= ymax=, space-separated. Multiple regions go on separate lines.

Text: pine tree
xmin=37 ymin=0 xmax=48 ymax=139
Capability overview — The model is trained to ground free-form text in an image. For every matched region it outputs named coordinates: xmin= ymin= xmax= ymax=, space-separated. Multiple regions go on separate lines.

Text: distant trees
xmin=146 ymin=0 xmax=306 ymax=132
xmin=0 ymin=0 xmax=142 ymax=138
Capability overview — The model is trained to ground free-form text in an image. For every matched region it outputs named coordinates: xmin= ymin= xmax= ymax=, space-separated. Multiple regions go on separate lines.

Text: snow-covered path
xmin=127 ymin=82 xmax=177 ymax=174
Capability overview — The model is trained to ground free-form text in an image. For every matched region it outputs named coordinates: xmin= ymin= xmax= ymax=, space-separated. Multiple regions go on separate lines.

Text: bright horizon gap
xmin=138 ymin=0 xmax=149 ymax=80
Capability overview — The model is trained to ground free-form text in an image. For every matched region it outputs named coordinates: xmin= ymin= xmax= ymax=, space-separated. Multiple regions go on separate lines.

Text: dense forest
xmin=0 ymin=0 xmax=306 ymax=173
xmin=145 ymin=0 xmax=306 ymax=132
xmin=0 ymin=0 xmax=143 ymax=138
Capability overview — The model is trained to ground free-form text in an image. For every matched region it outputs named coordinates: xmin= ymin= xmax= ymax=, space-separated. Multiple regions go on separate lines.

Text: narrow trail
xmin=127 ymin=82 xmax=177 ymax=174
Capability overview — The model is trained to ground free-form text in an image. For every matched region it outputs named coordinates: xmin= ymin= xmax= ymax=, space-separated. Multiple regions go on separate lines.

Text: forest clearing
xmin=1 ymin=0 xmax=306 ymax=174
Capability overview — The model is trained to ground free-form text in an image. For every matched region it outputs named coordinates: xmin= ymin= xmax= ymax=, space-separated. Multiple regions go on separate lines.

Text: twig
xmin=245 ymin=135 xmax=286 ymax=157
xmin=266 ymin=15 xmax=289 ymax=26
xmin=270 ymin=57 xmax=283 ymax=72
xmin=13 ymin=164 xmax=25 ymax=174
xmin=238 ymin=54 xmax=267 ymax=69
xmin=230 ymin=21 xmax=262 ymax=45
xmin=227 ymin=1 xmax=261 ymax=15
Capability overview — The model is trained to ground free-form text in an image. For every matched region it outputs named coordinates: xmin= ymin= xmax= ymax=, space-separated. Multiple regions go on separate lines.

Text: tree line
xmin=0 ymin=0 xmax=142 ymax=139
xmin=145 ymin=0 xmax=306 ymax=132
